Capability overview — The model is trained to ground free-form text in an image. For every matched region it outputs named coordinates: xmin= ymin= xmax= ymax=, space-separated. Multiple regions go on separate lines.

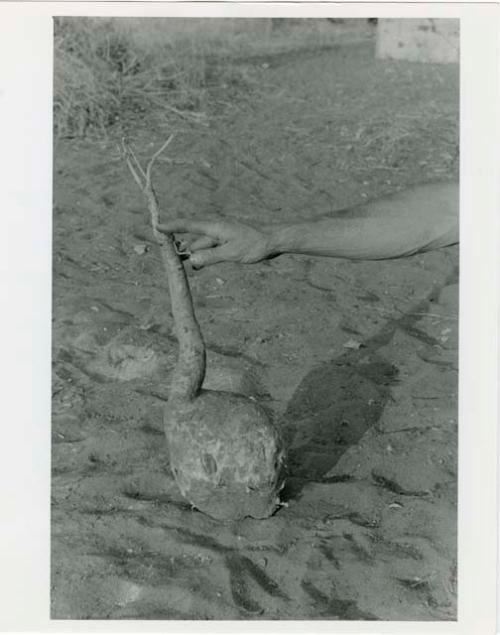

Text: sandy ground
xmin=51 ymin=39 xmax=458 ymax=620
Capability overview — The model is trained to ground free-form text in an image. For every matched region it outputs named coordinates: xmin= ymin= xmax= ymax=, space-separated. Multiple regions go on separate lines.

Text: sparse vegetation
xmin=53 ymin=17 xmax=373 ymax=139
xmin=53 ymin=17 xmax=457 ymax=178
xmin=54 ymin=17 xmax=211 ymax=138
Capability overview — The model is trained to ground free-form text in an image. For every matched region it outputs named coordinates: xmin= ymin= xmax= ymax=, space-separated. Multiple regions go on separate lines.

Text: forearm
xmin=159 ymin=181 xmax=459 ymax=267
xmin=267 ymin=218 xmax=402 ymax=260
xmin=267 ymin=216 xmax=454 ymax=260
xmin=266 ymin=182 xmax=459 ymax=261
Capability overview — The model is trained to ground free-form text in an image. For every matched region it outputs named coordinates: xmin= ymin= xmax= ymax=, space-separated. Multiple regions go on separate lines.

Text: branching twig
xmin=121 ymin=138 xmax=146 ymax=191
xmin=121 ymin=135 xmax=174 ymax=242
xmin=120 ymin=134 xmax=205 ymax=402
xmin=146 ymin=133 xmax=175 ymax=182
xmin=127 ymin=144 xmax=147 ymax=182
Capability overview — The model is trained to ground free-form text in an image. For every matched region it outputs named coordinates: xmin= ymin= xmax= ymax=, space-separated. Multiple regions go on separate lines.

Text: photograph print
xmin=51 ymin=17 xmax=459 ymax=621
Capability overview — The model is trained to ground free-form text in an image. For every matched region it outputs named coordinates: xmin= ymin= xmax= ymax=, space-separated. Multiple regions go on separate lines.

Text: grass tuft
xmin=53 ymin=17 xmax=373 ymax=139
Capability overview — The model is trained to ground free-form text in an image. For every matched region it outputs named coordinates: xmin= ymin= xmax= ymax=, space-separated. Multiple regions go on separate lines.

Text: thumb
xmin=189 ymin=246 xmax=231 ymax=269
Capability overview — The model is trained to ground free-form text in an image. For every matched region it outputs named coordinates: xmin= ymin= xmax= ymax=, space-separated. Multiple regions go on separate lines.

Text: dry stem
xmin=122 ymin=136 xmax=206 ymax=402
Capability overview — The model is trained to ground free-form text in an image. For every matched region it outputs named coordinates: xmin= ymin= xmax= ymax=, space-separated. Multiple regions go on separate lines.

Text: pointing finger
xmin=190 ymin=236 xmax=218 ymax=251
xmin=190 ymin=246 xmax=232 ymax=269
xmin=157 ymin=219 xmax=223 ymax=238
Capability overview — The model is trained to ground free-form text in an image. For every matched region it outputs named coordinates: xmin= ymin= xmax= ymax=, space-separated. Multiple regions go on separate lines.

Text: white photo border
xmin=0 ymin=3 xmax=497 ymax=634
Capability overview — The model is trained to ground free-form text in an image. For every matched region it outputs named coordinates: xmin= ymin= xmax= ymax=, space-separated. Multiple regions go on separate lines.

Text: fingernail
xmin=190 ymin=257 xmax=202 ymax=270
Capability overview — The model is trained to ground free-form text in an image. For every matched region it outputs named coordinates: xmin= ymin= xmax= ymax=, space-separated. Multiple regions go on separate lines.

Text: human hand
xmin=157 ymin=218 xmax=273 ymax=269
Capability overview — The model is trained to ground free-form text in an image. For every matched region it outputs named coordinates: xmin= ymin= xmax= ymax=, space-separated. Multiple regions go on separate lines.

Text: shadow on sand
xmin=279 ymin=266 xmax=458 ymax=501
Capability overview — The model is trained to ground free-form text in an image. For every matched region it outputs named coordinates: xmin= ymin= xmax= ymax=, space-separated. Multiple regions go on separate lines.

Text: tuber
xmin=121 ymin=137 xmax=286 ymax=521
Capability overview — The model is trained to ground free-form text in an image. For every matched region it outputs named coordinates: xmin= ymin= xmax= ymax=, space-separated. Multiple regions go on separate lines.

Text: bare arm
xmin=158 ymin=181 xmax=458 ymax=268
xmin=269 ymin=181 xmax=458 ymax=260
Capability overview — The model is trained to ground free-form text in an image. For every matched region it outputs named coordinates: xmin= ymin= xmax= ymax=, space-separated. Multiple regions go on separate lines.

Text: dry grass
xmin=347 ymin=110 xmax=458 ymax=176
xmin=53 ymin=17 xmax=373 ymax=139
xmin=54 ymin=17 xmax=209 ymax=138
xmin=53 ymin=17 xmax=458 ymax=180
